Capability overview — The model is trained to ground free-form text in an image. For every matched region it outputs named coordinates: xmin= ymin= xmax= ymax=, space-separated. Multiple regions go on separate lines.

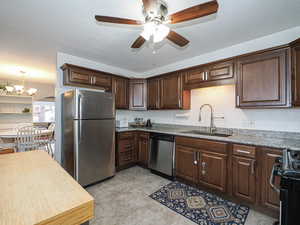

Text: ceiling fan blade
xmin=131 ymin=36 xmax=146 ymax=48
xmin=169 ymin=0 xmax=219 ymax=24
xmin=95 ymin=15 xmax=142 ymax=25
xmin=167 ymin=31 xmax=189 ymax=47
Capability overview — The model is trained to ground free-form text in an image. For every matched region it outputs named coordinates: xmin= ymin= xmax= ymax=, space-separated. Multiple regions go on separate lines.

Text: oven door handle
xmin=269 ymin=163 xmax=280 ymax=194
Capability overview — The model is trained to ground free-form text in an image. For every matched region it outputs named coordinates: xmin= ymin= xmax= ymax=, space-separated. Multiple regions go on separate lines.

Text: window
xmin=32 ymin=101 xmax=55 ymax=123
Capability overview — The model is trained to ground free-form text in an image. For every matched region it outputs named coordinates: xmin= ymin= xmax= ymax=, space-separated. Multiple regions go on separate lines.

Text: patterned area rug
xmin=150 ymin=181 xmax=249 ymax=225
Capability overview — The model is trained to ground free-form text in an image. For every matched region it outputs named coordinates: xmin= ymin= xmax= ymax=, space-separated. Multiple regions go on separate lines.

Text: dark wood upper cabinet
xmin=184 ymin=66 xmax=207 ymax=86
xmin=129 ymin=79 xmax=147 ymax=110
xmin=207 ymin=59 xmax=234 ymax=81
xmin=114 ymin=78 xmax=129 ymax=109
xmin=61 ymin=64 xmax=112 ymax=91
xmin=184 ymin=59 xmax=235 ymax=89
xmin=160 ymin=72 xmax=191 ymax=110
xmin=93 ymin=72 xmax=112 ymax=90
xmin=292 ymin=41 xmax=300 ymax=106
xmin=236 ymin=48 xmax=291 ymax=108
xmin=147 ymin=78 xmax=160 ymax=110
xmin=261 ymin=148 xmax=282 ymax=211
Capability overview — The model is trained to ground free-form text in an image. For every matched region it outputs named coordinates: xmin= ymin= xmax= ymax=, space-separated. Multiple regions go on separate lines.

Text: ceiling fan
xmin=95 ymin=0 xmax=219 ymax=49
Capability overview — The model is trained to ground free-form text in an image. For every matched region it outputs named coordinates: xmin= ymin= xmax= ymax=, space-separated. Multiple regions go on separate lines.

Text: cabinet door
xmin=199 ymin=152 xmax=227 ymax=192
xmin=114 ymin=78 xmax=129 ymax=109
xmin=208 ymin=60 xmax=234 ymax=81
xmin=93 ymin=72 xmax=112 ymax=91
xmin=232 ymin=156 xmax=256 ymax=203
xmin=160 ymin=73 xmax=182 ymax=109
xmin=138 ymin=133 xmax=149 ymax=167
xmin=130 ymin=80 xmax=147 ymax=110
xmin=175 ymin=145 xmax=198 ymax=184
xmin=184 ymin=66 xmax=207 ymax=85
xmin=147 ymin=78 xmax=160 ymax=110
xmin=261 ymin=148 xmax=281 ymax=211
xmin=68 ymin=68 xmax=92 ymax=85
xmin=237 ymin=48 xmax=290 ymax=108
xmin=292 ymin=44 xmax=300 ymax=106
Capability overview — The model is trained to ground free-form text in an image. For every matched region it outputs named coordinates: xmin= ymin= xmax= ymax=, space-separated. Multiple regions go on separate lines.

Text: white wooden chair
xmin=15 ymin=126 xmax=43 ymax=152
xmin=16 ymin=126 xmax=53 ymax=157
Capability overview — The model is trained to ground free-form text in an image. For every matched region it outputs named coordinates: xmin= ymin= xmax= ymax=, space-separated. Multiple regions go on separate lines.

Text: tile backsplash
xmin=117 ymin=85 xmax=300 ymax=133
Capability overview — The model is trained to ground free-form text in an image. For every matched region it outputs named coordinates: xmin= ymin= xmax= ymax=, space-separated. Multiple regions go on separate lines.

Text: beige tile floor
xmin=87 ymin=166 xmax=276 ymax=225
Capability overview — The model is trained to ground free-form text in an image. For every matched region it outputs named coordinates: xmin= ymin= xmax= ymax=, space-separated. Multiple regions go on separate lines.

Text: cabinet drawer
xmin=118 ymin=132 xmax=134 ymax=140
xmin=119 ymin=151 xmax=134 ymax=166
xmin=176 ymin=136 xmax=228 ymax=155
xmin=139 ymin=132 xmax=149 ymax=139
xmin=119 ymin=141 xmax=134 ymax=153
xmin=233 ymin=144 xmax=256 ymax=158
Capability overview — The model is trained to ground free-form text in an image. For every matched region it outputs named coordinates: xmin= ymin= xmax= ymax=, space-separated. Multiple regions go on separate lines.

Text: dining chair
xmin=16 ymin=126 xmax=54 ymax=158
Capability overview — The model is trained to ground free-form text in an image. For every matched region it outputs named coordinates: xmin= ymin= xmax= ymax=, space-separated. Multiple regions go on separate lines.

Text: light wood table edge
xmin=36 ymin=200 xmax=94 ymax=225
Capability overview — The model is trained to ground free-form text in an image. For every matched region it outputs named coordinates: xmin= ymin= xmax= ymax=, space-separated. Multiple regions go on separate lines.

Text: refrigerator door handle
xmin=77 ymin=94 xmax=82 ymax=120
xmin=78 ymin=119 xmax=82 ymax=144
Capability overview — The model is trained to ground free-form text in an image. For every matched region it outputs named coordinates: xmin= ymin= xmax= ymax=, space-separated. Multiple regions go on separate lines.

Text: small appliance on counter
xmin=130 ymin=118 xmax=146 ymax=127
xmin=146 ymin=119 xmax=152 ymax=127
xmin=116 ymin=119 xmax=129 ymax=128
xmin=270 ymin=149 xmax=300 ymax=225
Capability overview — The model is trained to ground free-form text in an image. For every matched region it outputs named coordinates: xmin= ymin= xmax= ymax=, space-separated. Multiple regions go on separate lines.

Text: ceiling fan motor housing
xmin=143 ymin=0 xmax=168 ymax=24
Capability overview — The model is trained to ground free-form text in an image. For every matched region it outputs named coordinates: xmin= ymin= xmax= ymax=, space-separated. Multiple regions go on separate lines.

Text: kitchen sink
xmin=180 ymin=130 xmax=232 ymax=137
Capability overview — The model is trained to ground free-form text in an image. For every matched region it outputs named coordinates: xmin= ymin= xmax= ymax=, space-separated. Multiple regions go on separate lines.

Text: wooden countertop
xmin=0 ymin=151 xmax=94 ymax=225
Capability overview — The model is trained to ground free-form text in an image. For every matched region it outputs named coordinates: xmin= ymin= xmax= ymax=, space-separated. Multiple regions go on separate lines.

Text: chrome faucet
xmin=199 ymin=104 xmax=222 ymax=134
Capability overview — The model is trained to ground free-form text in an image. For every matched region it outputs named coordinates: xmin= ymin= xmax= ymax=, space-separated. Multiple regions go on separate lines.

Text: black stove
xmin=271 ymin=149 xmax=300 ymax=225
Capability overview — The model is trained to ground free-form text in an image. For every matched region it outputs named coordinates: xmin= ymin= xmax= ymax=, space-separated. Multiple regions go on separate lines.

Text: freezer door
xmin=74 ymin=119 xmax=115 ymax=186
xmin=75 ymin=89 xmax=115 ymax=120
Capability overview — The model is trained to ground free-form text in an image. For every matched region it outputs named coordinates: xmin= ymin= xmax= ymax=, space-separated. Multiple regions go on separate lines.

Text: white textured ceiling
xmin=1 ymin=0 xmax=300 ymax=83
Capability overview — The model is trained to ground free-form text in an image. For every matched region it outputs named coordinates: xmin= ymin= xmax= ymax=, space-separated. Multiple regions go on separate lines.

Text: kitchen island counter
xmin=0 ymin=151 xmax=94 ymax=225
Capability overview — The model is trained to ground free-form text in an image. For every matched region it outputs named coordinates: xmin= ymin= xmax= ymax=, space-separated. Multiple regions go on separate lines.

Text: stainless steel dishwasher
xmin=149 ymin=133 xmax=175 ymax=178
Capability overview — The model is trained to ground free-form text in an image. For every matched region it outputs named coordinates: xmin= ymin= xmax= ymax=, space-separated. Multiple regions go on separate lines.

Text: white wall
xmin=117 ymin=85 xmax=300 ymax=132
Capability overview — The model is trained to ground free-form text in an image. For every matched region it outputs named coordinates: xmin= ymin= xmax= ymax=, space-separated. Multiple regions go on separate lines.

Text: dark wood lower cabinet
xmin=175 ymin=136 xmax=282 ymax=216
xmin=175 ymin=137 xmax=228 ymax=193
xmin=137 ymin=132 xmax=149 ymax=167
xmin=116 ymin=132 xmax=137 ymax=169
xmin=232 ymin=156 xmax=256 ymax=203
xmin=116 ymin=131 xmax=150 ymax=170
xmin=175 ymin=145 xmax=198 ymax=184
xmin=261 ymin=148 xmax=281 ymax=211
xmin=199 ymin=152 xmax=227 ymax=193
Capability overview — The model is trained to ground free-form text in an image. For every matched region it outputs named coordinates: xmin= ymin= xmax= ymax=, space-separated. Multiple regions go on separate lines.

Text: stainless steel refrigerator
xmin=61 ymin=89 xmax=115 ymax=186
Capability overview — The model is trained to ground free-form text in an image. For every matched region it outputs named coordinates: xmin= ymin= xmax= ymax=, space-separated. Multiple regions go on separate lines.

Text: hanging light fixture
xmin=27 ymin=88 xmax=37 ymax=96
xmin=14 ymin=85 xmax=24 ymax=94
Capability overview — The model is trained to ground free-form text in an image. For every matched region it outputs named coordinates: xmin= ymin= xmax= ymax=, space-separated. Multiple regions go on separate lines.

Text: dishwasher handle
xmin=150 ymin=133 xmax=174 ymax=142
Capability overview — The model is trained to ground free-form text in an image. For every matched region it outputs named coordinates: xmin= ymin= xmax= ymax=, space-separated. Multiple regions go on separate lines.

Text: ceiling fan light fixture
xmin=141 ymin=22 xmax=170 ymax=43
xmin=153 ymin=24 xmax=170 ymax=43
xmin=141 ymin=22 xmax=155 ymax=41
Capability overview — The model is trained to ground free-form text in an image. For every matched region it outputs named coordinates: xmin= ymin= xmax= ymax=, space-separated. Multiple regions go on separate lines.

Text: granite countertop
xmin=116 ymin=124 xmax=300 ymax=151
